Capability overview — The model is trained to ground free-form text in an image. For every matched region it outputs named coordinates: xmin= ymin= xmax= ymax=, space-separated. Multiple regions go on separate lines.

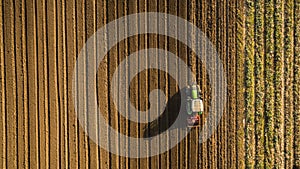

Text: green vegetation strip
xmin=236 ymin=0 xmax=245 ymax=167
xmin=294 ymin=1 xmax=300 ymax=167
xmin=283 ymin=0 xmax=294 ymax=167
xmin=254 ymin=0 xmax=265 ymax=168
xmin=273 ymin=0 xmax=284 ymax=168
xmin=264 ymin=0 xmax=275 ymax=168
xmin=245 ymin=0 xmax=255 ymax=168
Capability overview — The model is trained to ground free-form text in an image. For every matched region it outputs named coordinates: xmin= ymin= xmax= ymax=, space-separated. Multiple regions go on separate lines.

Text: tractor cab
xmin=186 ymin=83 xmax=204 ymax=127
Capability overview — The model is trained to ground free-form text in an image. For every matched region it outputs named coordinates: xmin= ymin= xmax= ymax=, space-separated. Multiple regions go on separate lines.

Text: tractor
xmin=186 ymin=83 xmax=204 ymax=127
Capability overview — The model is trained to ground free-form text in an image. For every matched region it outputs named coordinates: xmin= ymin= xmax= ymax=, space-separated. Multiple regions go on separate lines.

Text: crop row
xmin=254 ymin=0 xmax=265 ymax=168
xmin=294 ymin=1 xmax=300 ymax=167
xmin=244 ymin=0 xmax=255 ymax=168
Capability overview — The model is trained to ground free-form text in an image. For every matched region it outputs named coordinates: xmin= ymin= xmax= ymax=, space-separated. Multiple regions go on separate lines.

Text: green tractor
xmin=186 ymin=83 xmax=203 ymax=127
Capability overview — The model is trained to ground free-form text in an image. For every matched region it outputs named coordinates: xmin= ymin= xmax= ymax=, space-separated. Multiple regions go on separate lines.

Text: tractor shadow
xmin=143 ymin=87 xmax=199 ymax=138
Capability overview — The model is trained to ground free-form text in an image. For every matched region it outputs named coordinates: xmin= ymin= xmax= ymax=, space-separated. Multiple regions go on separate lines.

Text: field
xmin=0 ymin=0 xmax=300 ymax=168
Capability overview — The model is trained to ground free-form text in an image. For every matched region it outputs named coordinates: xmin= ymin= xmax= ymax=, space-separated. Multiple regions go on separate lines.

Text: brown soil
xmin=1 ymin=0 xmax=299 ymax=168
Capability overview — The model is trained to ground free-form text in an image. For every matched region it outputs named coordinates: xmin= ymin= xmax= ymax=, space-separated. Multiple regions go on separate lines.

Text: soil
xmin=1 ymin=0 xmax=299 ymax=168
